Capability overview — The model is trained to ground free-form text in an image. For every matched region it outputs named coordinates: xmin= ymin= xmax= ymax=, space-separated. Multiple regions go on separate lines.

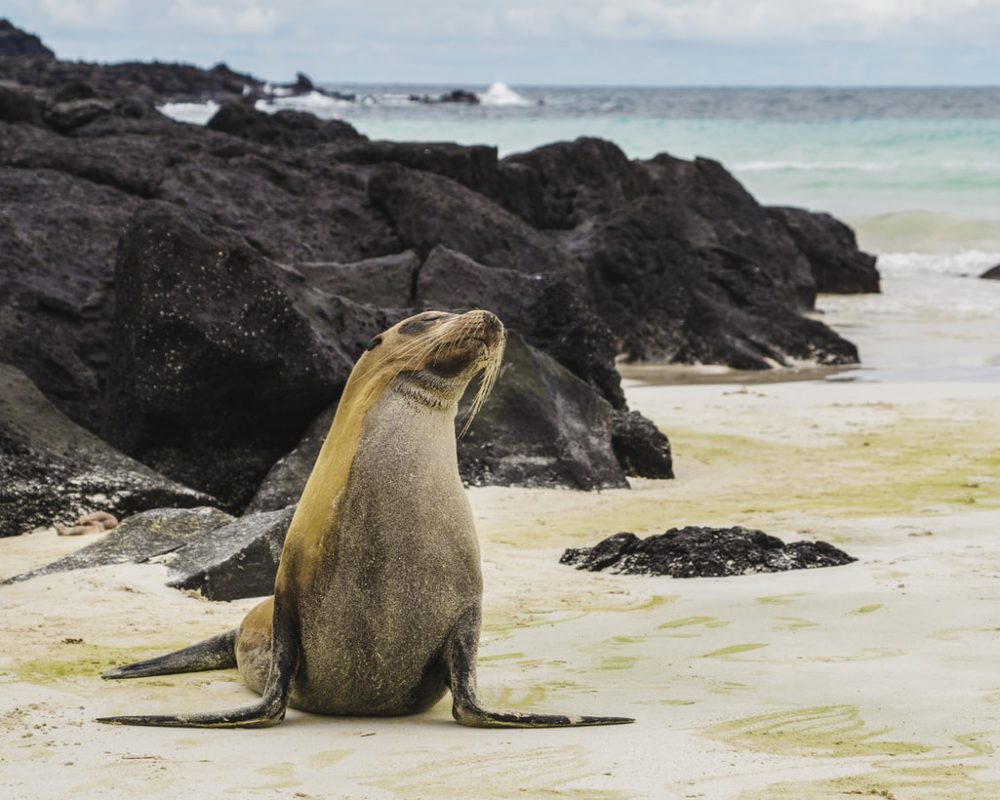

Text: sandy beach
xmin=3 ymin=368 xmax=998 ymax=799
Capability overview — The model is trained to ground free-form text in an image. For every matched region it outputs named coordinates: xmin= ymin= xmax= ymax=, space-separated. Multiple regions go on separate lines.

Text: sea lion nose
xmin=475 ymin=310 xmax=504 ymax=337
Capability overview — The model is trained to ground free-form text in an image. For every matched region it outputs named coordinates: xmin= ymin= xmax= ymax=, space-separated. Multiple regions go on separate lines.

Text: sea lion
xmin=55 ymin=511 xmax=119 ymax=536
xmin=98 ymin=309 xmax=632 ymax=729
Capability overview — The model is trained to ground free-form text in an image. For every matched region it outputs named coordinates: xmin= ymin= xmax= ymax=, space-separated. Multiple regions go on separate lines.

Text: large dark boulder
xmin=245 ymin=405 xmax=334 ymax=513
xmin=0 ymin=365 xmax=216 ymax=537
xmin=2 ymin=506 xmax=232 ymax=581
xmin=327 ymin=140 xmax=499 ymax=196
xmin=248 ymin=331 xmax=662 ymax=505
xmin=980 ymin=264 xmax=1000 ymax=280
xmin=297 ymin=251 xmax=420 ymax=308
xmin=206 ymin=101 xmax=363 ymax=147
xmin=105 ymin=201 xmax=389 ymax=510
xmin=561 ymin=527 xmax=856 ymax=576
xmin=368 ymin=163 xmax=581 ymax=277
xmin=416 ymin=246 xmax=624 ymax=407
xmin=0 ymin=20 xmax=53 ymax=59
xmin=501 ymin=137 xmax=648 ymax=229
xmin=458 ymin=332 xmax=630 ymax=490
xmin=567 ymin=193 xmax=858 ymax=367
xmin=769 ymin=207 xmax=880 ymax=293
xmin=166 ymin=506 xmax=295 ymax=600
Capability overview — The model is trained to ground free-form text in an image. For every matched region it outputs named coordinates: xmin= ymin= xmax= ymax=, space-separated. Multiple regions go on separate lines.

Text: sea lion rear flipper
xmin=101 ymin=629 xmax=238 ymax=679
xmin=446 ymin=609 xmax=634 ymax=728
xmin=97 ymin=599 xmax=299 ymax=728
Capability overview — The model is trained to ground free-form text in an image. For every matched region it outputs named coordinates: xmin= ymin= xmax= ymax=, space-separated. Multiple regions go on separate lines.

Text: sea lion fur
xmin=98 ymin=310 xmax=632 ymax=729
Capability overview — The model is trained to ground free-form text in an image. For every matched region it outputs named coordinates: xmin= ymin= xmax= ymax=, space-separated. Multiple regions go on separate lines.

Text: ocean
xmin=162 ymin=84 xmax=1000 ymax=381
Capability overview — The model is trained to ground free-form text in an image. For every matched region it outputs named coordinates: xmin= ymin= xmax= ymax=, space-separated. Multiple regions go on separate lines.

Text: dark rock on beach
xmin=0 ymin=365 xmax=216 ymax=537
xmin=105 ymin=201 xmax=389 ymax=510
xmin=769 ymin=207 xmax=880 ymax=293
xmin=2 ymin=506 xmax=232 ymax=582
xmin=0 ymin=19 xmax=884 ymax=520
xmin=166 ymin=506 xmax=295 ymax=600
xmin=458 ymin=332 xmax=630 ymax=490
xmin=980 ymin=264 xmax=1000 ymax=280
xmin=5 ymin=502 xmax=292 ymax=602
xmin=561 ymin=526 xmax=856 ymax=577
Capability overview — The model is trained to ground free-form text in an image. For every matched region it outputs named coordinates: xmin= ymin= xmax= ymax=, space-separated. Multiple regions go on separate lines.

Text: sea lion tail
xmin=101 ymin=629 xmax=237 ymax=680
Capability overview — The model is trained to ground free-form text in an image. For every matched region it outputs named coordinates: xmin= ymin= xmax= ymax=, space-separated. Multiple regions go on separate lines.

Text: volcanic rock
xmin=206 ymin=101 xmax=363 ymax=147
xmin=0 ymin=364 xmax=216 ymax=537
xmin=166 ymin=506 xmax=295 ymax=600
xmin=769 ymin=206 xmax=880 ymax=293
xmin=2 ymin=506 xmax=232 ymax=581
xmin=104 ymin=201 xmax=389 ymax=510
xmin=561 ymin=527 xmax=856 ymax=576
xmin=980 ymin=264 xmax=1000 ymax=280
xmin=458 ymin=332 xmax=630 ymax=489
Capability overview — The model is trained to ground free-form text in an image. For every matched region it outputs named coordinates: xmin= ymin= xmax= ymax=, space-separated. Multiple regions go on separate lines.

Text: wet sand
xmin=2 ymin=376 xmax=999 ymax=799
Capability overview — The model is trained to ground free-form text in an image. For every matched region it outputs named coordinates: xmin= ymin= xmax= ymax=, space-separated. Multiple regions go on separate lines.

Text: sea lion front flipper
xmin=446 ymin=609 xmax=634 ymax=729
xmin=97 ymin=598 xmax=299 ymax=729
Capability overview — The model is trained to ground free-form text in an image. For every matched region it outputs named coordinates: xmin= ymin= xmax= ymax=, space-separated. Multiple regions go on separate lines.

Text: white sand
xmin=2 ymin=378 xmax=999 ymax=799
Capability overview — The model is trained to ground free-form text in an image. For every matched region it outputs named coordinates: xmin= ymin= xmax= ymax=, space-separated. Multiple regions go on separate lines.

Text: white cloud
xmin=407 ymin=0 xmax=1000 ymax=46
xmin=38 ymin=0 xmax=129 ymax=29
xmin=169 ymin=0 xmax=280 ymax=36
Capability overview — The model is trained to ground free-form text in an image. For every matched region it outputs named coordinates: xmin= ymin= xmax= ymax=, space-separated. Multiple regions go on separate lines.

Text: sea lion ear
xmin=366 ymin=335 xmax=383 ymax=351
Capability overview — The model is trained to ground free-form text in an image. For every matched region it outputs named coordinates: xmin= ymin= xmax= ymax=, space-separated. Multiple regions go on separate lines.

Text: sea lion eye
xmin=366 ymin=336 xmax=382 ymax=351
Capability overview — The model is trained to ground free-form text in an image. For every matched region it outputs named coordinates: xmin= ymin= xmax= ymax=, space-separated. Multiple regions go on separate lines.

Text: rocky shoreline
xmin=1 ymin=19 xmax=879 ymax=570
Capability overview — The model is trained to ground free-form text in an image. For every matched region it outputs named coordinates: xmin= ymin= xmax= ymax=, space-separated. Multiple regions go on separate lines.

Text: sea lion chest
xmin=292 ymin=390 xmax=482 ymax=714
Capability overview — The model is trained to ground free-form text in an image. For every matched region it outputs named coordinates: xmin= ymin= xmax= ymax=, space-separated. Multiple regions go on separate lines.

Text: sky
xmin=6 ymin=0 xmax=1000 ymax=86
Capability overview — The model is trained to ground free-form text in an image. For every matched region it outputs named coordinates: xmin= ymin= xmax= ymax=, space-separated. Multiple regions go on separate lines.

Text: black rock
xmin=245 ymin=405 xmax=334 ymax=513
xmin=980 ymin=264 xmax=1000 ymax=280
xmin=0 ymin=19 xmax=54 ymax=59
xmin=438 ymin=89 xmax=479 ymax=104
xmin=206 ymin=101 xmax=364 ymax=147
xmin=458 ymin=332 xmax=629 ymax=490
xmin=501 ymin=137 xmax=648 ymax=229
xmin=104 ymin=201 xmax=389 ymax=510
xmin=610 ymin=410 xmax=673 ymax=479
xmin=368 ymin=163 xmax=581 ymax=277
xmin=0 ymin=364 xmax=217 ymax=537
xmin=2 ymin=506 xmax=232 ymax=581
xmin=416 ymin=246 xmax=624 ymax=407
xmin=561 ymin=526 xmax=856 ymax=577
xmin=166 ymin=506 xmax=295 ymax=600
xmin=769 ymin=207 xmax=880 ymax=293
xmin=297 ymin=251 xmax=420 ymax=308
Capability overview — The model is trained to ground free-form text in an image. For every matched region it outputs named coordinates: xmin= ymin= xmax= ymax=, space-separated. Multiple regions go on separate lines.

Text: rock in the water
xmin=104 ymin=201 xmax=389 ymax=510
xmin=769 ymin=206 xmax=880 ymax=293
xmin=980 ymin=264 xmax=1000 ymax=280
xmin=0 ymin=19 xmax=54 ymax=59
xmin=2 ymin=506 xmax=232 ymax=582
xmin=458 ymin=332 xmax=629 ymax=489
xmin=561 ymin=526 xmax=855 ymax=576
xmin=206 ymin=101 xmax=363 ymax=147
xmin=0 ymin=364 xmax=217 ymax=537
xmin=166 ymin=506 xmax=295 ymax=600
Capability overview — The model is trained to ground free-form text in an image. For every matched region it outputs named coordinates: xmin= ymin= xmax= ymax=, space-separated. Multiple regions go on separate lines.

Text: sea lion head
xmin=352 ymin=309 xmax=506 ymax=429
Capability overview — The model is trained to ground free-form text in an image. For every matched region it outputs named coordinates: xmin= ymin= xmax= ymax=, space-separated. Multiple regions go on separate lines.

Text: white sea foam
xmin=255 ymin=91 xmax=353 ymax=118
xmin=158 ymin=100 xmax=220 ymax=125
xmin=876 ymin=250 xmax=1000 ymax=277
xmin=478 ymin=81 xmax=532 ymax=106
xmin=735 ymin=160 xmax=895 ymax=172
